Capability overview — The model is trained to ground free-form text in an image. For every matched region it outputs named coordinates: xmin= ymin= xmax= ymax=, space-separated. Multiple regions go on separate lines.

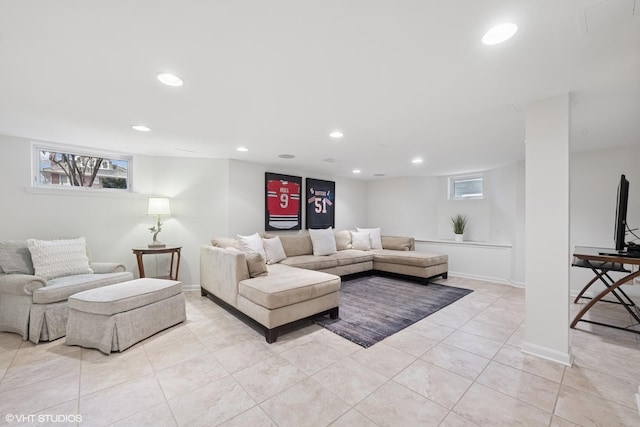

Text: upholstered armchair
xmin=0 ymin=238 xmax=133 ymax=343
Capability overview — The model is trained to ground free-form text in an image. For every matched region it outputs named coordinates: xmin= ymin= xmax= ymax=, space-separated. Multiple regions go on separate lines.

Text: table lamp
xmin=147 ymin=197 xmax=171 ymax=248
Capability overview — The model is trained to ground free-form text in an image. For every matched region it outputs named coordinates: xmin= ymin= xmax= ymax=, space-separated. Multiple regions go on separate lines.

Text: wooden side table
xmin=132 ymin=245 xmax=182 ymax=280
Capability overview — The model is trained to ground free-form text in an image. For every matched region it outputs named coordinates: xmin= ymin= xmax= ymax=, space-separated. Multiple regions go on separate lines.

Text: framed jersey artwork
xmin=265 ymin=172 xmax=302 ymax=231
xmin=306 ymin=178 xmax=335 ymax=229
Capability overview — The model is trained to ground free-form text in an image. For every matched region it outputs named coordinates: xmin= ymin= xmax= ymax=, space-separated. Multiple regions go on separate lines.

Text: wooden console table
xmin=571 ymin=246 xmax=640 ymax=334
xmin=132 ymin=245 xmax=182 ymax=280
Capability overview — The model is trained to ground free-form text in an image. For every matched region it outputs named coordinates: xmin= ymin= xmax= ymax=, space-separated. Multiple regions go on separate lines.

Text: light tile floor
xmin=0 ymin=276 xmax=639 ymax=426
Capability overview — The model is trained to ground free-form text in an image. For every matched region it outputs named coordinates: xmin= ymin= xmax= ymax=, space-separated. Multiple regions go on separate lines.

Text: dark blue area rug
xmin=315 ymin=275 xmax=472 ymax=348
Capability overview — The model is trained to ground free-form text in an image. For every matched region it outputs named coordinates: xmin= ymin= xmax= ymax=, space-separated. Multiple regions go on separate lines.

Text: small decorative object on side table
xmin=147 ymin=197 xmax=171 ymax=248
xmin=132 ymin=245 xmax=182 ymax=280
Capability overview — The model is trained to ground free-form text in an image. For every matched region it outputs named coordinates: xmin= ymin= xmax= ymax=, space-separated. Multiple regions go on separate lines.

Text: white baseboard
xmin=448 ymin=271 xmax=514 ymax=286
xmin=521 ymin=341 xmax=574 ymax=366
xmin=182 ymin=284 xmax=200 ymax=292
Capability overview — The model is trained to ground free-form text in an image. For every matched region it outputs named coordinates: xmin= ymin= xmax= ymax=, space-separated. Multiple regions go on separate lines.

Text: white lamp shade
xmin=147 ymin=197 xmax=171 ymax=216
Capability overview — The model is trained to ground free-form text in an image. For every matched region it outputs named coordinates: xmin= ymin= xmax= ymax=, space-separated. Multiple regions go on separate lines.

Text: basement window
xmin=33 ymin=144 xmax=132 ymax=192
xmin=449 ymin=175 xmax=484 ymax=200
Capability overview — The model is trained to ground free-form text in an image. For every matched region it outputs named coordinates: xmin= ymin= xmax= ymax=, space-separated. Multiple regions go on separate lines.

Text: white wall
xmin=227 ymin=160 xmax=368 ymax=236
xmin=0 ymin=136 xmax=367 ymax=286
xmin=366 ymin=164 xmax=524 ymax=283
xmin=0 ymin=135 xmax=232 ymax=287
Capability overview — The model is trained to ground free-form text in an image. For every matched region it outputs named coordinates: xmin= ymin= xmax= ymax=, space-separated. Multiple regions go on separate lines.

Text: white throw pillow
xmin=236 ymin=233 xmax=266 ymax=260
xmin=350 ymin=231 xmax=371 ymax=251
xmin=27 ymin=237 xmax=93 ymax=280
xmin=262 ymin=236 xmax=287 ymax=264
xmin=308 ymin=227 xmax=337 ymax=256
xmin=357 ymin=227 xmax=382 ymax=249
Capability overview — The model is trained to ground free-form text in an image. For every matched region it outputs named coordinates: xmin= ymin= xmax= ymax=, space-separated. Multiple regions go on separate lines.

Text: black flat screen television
xmin=614 ymin=174 xmax=629 ymax=251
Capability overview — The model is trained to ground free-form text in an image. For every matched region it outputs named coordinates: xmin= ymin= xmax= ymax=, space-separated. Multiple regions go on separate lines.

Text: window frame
xmin=448 ymin=174 xmax=484 ymax=201
xmin=32 ymin=142 xmax=133 ymax=193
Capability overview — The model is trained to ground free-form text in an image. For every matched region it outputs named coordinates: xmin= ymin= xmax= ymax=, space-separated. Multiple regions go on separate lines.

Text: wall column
xmin=522 ymin=93 xmax=573 ymax=365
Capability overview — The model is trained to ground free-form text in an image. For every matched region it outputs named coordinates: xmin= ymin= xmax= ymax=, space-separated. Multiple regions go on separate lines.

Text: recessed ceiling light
xmin=374 ymin=173 xmax=386 ymax=177
xmin=132 ymin=125 xmax=151 ymax=132
xmin=236 ymin=147 xmax=249 ymax=152
xmin=482 ymin=23 xmax=518 ymax=45
xmin=278 ymin=154 xmax=295 ymax=159
xmin=329 ymin=131 xmax=344 ymax=138
xmin=412 ymin=158 xmax=423 ymax=164
xmin=157 ymin=73 xmax=184 ymax=87
xmin=353 ymin=169 xmax=361 ymax=174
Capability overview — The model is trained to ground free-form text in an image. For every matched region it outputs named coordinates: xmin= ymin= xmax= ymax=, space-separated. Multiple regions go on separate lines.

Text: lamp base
xmin=148 ymin=243 xmax=166 ymax=248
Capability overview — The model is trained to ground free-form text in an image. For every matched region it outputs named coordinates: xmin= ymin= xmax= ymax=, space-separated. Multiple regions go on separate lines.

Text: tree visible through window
xmin=35 ymin=147 xmax=131 ymax=191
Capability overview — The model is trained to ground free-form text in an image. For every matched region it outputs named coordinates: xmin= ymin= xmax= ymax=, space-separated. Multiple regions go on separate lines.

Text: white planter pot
xmin=454 ymin=233 xmax=464 ymax=242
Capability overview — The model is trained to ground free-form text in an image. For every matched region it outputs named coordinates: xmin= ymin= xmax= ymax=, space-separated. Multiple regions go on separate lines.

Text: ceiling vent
xmin=581 ymin=0 xmax=636 ymax=34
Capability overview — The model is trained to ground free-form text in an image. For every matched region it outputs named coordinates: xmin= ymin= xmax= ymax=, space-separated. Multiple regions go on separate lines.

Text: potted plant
xmin=451 ymin=214 xmax=468 ymax=242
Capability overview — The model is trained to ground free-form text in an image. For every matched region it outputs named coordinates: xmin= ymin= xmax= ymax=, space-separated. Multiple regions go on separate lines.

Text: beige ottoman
xmin=65 ymin=278 xmax=186 ymax=354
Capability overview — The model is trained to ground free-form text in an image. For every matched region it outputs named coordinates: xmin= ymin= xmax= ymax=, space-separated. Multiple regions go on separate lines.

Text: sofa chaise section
xmin=200 ymin=246 xmax=340 ymax=343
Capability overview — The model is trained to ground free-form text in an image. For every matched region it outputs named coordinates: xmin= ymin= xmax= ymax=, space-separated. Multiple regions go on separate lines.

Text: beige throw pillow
xmin=27 ymin=237 xmax=93 ymax=280
xmin=245 ymin=251 xmax=268 ymax=277
xmin=357 ymin=227 xmax=382 ymax=249
xmin=262 ymin=236 xmax=287 ymax=264
xmin=0 ymin=240 xmax=35 ymax=275
xmin=350 ymin=231 xmax=371 ymax=251
xmin=334 ymin=230 xmax=352 ymax=250
xmin=309 ymin=227 xmax=337 ymax=256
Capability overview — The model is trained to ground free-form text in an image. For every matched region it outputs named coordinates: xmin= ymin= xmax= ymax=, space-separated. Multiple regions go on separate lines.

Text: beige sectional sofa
xmin=200 ymin=230 xmax=448 ymax=343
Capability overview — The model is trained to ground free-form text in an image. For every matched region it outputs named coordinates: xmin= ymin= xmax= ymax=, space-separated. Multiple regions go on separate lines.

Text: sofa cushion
xmin=357 ymin=227 xmax=382 ymax=249
xmin=0 ymin=240 xmax=34 ymax=275
xmin=279 ymin=234 xmax=313 ymax=257
xmin=239 ymin=264 xmax=340 ymax=310
xmin=263 ymin=236 xmax=287 ymax=264
xmin=32 ymin=271 xmax=134 ymax=304
xmin=330 ymin=250 xmax=374 ymax=266
xmin=236 ymin=233 xmax=267 ymax=260
xmin=68 ymin=278 xmax=181 ymax=315
xmin=27 ymin=237 xmax=93 ymax=280
xmin=280 ymin=255 xmax=338 ymax=271
xmin=334 ymin=230 xmax=352 ymax=250
xmin=350 ymin=231 xmax=371 ymax=251
xmin=372 ymin=249 xmax=448 ymax=268
xmin=309 ymin=228 xmax=337 ymax=256
xmin=382 ymin=236 xmax=413 ymax=251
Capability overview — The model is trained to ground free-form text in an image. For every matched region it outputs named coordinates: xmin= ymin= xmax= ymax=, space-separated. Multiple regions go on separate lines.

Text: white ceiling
xmin=0 ymin=0 xmax=638 ymax=179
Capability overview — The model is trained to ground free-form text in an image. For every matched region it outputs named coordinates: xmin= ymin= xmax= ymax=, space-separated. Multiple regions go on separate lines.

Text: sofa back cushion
xmin=27 ymin=237 xmax=94 ymax=280
xmin=0 ymin=240 xmax=35 ymax=275
xmin=279 ymin=234 xmax=313 ymax=257
xmin=382 ymin=236 xmax=414 ymax=251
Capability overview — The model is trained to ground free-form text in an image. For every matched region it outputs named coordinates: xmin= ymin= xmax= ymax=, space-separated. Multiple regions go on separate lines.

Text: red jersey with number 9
xmin=267 ymin=180 xmax=300 ymax=229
